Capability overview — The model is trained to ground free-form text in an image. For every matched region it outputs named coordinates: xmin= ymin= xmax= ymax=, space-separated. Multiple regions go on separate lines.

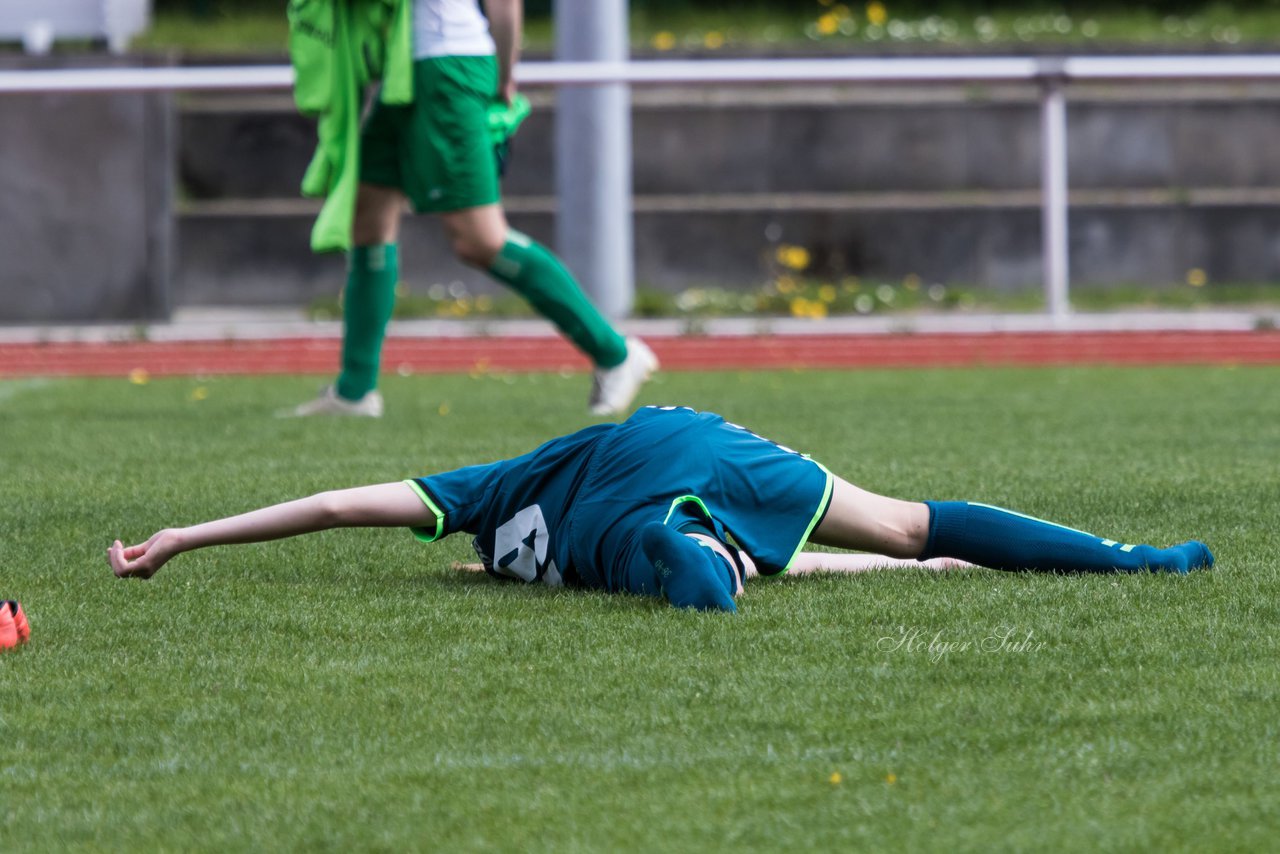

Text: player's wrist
xmin=164 ymin=527 xmax=194 ymax=554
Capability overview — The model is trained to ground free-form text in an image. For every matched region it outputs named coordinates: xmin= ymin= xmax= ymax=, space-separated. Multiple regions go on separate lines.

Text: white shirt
xmin=413 ymin=0 xmax=496 ymax=59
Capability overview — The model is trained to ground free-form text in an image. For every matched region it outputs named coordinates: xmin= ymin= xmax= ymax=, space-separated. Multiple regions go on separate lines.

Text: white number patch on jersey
xmin=493 ymin=504 xmax=563 ymax=587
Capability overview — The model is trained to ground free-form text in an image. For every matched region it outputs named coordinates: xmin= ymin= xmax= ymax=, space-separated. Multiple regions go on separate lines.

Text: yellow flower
xmin=704 ymin=31 xmax=725 ymax=49
xmin=775 ymin=244 xmax=811 ymax=271
xmin=776 ymin=275 xmax=798 ymax=294
xmin=790 ymin=297 xmax=828 ymax=319
xmin=818 ymin=284 xmax=837 ymax=303
xmin=652 ymin=31 xmax=676 ymax=51
xmin=438 ymin=403 xmax=451 ymax=416
xmin=866 ymin=1 xmax=888 ymax=26
xmin=1186 ymin=268 xmax=1208 ymax=287
xmin=833 ymin=3 xmax=852 ymax=17
xmin=886 ymin=772 xmax=897 ymax=784
xmin=817 ymin=14 xmax=839 ymax=35
xmin=128 ymin=368 xmax=150 ymax=385
xmin=189 ymin=386 xmax=209 ymax=401
xmin=828 ymin=771 xmax=843 ymax=785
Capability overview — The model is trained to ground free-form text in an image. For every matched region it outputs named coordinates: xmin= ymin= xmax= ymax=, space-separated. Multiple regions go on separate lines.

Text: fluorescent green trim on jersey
xmin=663 ymin=494 xmax=714 ymax=527
xmin=780 ymin=464 xmax=834 ymax=574
xmin=403 ymin=478 xmax=445 ymax=543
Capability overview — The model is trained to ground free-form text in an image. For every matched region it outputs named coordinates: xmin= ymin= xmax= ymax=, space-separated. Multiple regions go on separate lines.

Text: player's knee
xmin=352 ymin=186 xmax=402 ymax=245
xmin=352 ymin=213 xmax=397 ymax=246
xmin=892 ymin=503 xmax=932 ymax=558
xmin=450 ymin=232 xmax=503 ymax=268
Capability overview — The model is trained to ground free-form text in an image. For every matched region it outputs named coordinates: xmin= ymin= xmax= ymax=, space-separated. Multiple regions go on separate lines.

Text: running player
xmin=290 ymin=0 xmax=656 ymax=418
xmin=108 ymin=407 xmax=1214 ymax=612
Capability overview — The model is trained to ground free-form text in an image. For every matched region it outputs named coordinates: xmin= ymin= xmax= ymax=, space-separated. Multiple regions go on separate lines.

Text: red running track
xmin=3 ymin=331 xmax=1280 ymax=378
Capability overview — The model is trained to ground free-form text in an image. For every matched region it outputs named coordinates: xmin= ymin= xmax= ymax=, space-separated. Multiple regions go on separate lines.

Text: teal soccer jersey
xmin=406 ymin=423 xmax=612 ymax=588
xmin=407 ymin=407 xmax=834 ymax=595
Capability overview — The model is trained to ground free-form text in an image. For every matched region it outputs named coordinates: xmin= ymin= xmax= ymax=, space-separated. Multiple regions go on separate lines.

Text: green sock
xmin=336 ymin=244 xmax=398 ymax=401
xmin=488 ymin=231 xmax=628 ymax=368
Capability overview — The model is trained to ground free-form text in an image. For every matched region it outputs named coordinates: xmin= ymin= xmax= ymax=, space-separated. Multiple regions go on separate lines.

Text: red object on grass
xmin=1 ymin=600 xmax=30 ymax=649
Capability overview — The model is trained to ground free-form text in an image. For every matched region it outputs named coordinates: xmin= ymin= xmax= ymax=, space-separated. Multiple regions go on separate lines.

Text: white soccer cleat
xmin=588 ymin=337 xmax=659 ymax=416
xmin=282 ymin=385 xmax=384 ymax=418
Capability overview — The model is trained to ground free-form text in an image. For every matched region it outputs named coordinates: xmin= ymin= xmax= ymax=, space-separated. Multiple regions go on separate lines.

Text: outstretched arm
xmin=108 ymin=482 xmax=432 ymax=579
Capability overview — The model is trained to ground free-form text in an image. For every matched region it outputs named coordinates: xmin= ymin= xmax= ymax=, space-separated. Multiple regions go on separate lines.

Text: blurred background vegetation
xmin=140 ymin=1 xmax=1280 ymax=55
xmin=153 ymin=0 xmax=1280 ymax=14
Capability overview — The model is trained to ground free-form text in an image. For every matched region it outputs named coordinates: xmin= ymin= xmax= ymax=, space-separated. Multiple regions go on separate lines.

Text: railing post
xmin=552 ymin=0 xmax=634 ymax=319
xmin=1038 ymin=63 xmax=1071 ymax=323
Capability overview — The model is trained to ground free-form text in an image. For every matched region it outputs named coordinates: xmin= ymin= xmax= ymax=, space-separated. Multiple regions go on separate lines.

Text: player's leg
xmin=811 ymin=476 xmax=1213 ymax=574
xmin=416 ymin=53 xmax=653 ymax=414
xmin=441 ymin=204 xmax=653 ymax=402
xmin=291 ymin=76 xmax=411 ymax=416
xmin=445 ymin=205 xmax=627 ymax=370
xmin=916 ymin=500 xmax=1213 ymax=573
xmin=332 ymin=184 xmax=404 ymax=406
xmin=290 ymin=185 xmax=401 ymax=416
xmin=450 ymin=204 xmax=634 ymax=376
xmin=808 ymin=477 xmax=931 ymax=558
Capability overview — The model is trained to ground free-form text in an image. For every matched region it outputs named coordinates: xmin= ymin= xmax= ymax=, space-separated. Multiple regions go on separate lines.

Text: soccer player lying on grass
xmin=108 ymin=406 xmax=1214 ymax=612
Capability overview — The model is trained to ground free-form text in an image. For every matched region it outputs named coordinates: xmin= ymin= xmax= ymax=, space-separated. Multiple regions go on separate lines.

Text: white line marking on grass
xmin=429 ymin=744 xmax=875 ymax=771
xmin=0 ymin=379 xmax=51 ymax=405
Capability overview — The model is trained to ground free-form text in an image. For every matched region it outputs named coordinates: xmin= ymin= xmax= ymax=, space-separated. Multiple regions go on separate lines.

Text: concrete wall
xmin=174 ymin=83 xmax=1280 ymax=308
xmin=0 ymin=57 xmax=172 ymax=323
xmin=176 ymin=87 xmax=1280 ymax=197
xmin=175 ymin=203 xmax=1280 ymax=307
xmin=7 ymin=62 xmax=1280 ymax=321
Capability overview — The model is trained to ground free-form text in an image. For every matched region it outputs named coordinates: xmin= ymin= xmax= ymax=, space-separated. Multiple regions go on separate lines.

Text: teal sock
xmin=639 ymin=522 xmax=737 ymax=612
xmin=488 ymin=231 xmax=627 ymax=368
xmin=336 ymin=244 xmax=398 ymax=401
xmin=919 ymin=501 xmax=1214 ymax=574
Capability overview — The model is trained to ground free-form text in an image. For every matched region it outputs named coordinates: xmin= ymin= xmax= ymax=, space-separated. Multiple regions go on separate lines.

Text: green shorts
xmin=360 ymin=55 xmax=501 ymax=213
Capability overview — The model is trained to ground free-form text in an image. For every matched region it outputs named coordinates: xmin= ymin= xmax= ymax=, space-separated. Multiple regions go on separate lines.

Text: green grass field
xmin=2 ymin=366 xmax=1278 ymax=851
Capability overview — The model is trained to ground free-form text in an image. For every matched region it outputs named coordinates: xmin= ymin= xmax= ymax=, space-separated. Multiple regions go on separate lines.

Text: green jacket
xmin=287 ymin=0 xmax=412 ymax=253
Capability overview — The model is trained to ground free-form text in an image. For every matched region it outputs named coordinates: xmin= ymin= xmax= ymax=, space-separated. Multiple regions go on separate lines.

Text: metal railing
xmin=5 ymin=55 xmax=1280 ymax=321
